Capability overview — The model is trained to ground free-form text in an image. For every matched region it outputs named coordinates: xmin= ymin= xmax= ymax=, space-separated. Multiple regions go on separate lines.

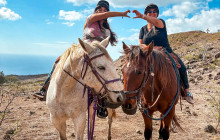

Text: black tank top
xmin=139 ymin=19 xmax=173 ymax=53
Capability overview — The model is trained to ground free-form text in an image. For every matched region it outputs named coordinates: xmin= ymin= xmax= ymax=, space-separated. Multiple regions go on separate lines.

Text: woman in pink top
xmin=83 ymin=0 xmax=130 ymax=46
xmin=83 ymin=0 xmax=130 ymax=118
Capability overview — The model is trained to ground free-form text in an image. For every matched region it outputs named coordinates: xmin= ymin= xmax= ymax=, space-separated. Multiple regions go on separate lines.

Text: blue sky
xmin=0 ymin=0 xmax=220 ymax=61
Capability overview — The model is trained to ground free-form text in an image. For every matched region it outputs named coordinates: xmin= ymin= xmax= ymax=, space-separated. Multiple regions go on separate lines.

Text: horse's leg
xmin=160 ymin=107 xmax=175 ymax=140
xmin=107 ymin=109 xmax=114 ymax=140
xmin=73 ymin=112 xmax=86 ymax=140
xmin=50 ymin=114 xmax=67 ymax=140
xmin=158 ymin=116 xmax=164 ymax=140
xmin=142 ymin=111 xmax=153 ymax=140
xmin=89 ymin=102 xmax=94 ymax=139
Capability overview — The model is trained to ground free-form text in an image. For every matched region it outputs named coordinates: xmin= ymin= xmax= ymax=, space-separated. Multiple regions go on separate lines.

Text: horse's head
xmin=78 ymin=37 xmax=125 ymax=109
xmin=121 ymin=41 xmax=154 ymax=115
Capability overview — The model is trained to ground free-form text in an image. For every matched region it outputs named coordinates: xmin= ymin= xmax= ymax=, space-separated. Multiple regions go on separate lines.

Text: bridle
xmin=123 ymin=54 xmax=154 ymax=105
xmin=63 ymin=53 xmax=123 ymax=99
xmin=63 ymin=52 xmax=123 ymax=140
xmin=123 ymin=50 xmax=181 ymax=121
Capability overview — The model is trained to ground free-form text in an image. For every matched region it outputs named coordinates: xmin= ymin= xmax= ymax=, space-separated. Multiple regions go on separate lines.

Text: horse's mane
xmin=52 ymin=41 xmax=112 ymax=77
xmin=125 ymin=45 xmax=175 ymax=87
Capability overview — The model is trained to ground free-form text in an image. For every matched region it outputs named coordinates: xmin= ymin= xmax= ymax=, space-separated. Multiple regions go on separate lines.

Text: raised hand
xmin=132 ymin=10 xmax=143 ymax=19
xmin=123 ymin=10 xmax=131 ymax=18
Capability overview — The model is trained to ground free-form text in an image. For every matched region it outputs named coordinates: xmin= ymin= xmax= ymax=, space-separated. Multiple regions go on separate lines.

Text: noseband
xmin=123 ymin=56 xmax=154 ymax=104
xmin=63 ymin=53 xmax=122 ymax=99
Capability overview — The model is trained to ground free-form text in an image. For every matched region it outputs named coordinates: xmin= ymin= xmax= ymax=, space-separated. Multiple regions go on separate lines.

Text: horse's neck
xmin=54 ymin=55 xmax=83 ymax=92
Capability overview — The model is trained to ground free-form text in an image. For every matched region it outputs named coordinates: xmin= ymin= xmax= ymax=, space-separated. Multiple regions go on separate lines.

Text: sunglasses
xmin=147 ymin=10 xmax=158 ymax=14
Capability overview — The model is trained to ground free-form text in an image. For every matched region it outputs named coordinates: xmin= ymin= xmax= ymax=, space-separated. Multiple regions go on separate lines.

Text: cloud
xmin=32 ymin=42 xmax=70 ymax=48
xmin=161 ymin=1 xmax=199 ymax=18
xmin=59 ymin=10 xmax=85 ymax=26
xmin=62 ymin=21 xmax=75 ymax=27
xmin=119 ymin=32 xmax=139 ymax=44
xmin=66 ymin=0 xmax=97 ymax=6
xmin=0 ymin=7 xmax=21 ymax=21
xmin=66 ymin=0 xmax=198 ymax=8
xmin=161 ymin=1 xmax=208 ymax=18
xmin=0 ymin=0 xmax=7 ymax=6
xmin=165 ymin=9 xmax=220 ymax=34
xmin=59 ymin=10 xmax=83 ymax=21
xmin=45 ymin=19 xmax=54 ymax=25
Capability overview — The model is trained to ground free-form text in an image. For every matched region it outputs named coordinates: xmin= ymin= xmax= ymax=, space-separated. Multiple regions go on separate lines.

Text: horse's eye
xmin=98 ymin=66 xmax=105 ymax=70
xmin=137 ymin=71 xmax=142 ymax=75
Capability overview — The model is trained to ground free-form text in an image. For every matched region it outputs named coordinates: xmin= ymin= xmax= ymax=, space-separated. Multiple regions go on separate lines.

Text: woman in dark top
xmin=133 ymin=3 xmax=194 ymax=104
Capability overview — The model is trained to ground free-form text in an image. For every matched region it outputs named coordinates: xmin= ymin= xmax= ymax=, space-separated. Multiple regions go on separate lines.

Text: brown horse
xmin=121 ymin=41 xmax=182 ymax=140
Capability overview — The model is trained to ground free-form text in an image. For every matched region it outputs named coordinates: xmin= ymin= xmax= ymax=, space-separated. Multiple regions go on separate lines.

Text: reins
xmin=124 ymin=49 xmax=180 ymax=121
xmin=142 ymin=51 xmax=180 ymax=120
xmin=63 ymin=52 xmax=122 ymax=140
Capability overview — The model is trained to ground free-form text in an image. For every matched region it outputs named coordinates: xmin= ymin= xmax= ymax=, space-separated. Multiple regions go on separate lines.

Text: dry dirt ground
xmin=0 ymin=75 xmax=220 ymax=140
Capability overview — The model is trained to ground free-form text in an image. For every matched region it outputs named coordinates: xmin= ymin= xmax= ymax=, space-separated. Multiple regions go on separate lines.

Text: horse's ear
xmin=147 ymin=41 xmax=154 ymax=55
xmin=122 ymin=42 xmax=130 ymax=55
xmin=100 ymin=36 xmax=110 ymax=48
xmin=142 ymin=41 xmax=154 ymax=55
xmin=78 ymin=38 xmax=93 ymax=53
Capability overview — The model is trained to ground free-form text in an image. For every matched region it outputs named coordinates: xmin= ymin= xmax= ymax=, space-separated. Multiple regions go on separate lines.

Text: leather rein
xmin=123 ymin=55 xmax=154 ymax=104
xmin=63 ymin=53 xmax=122 ymax=98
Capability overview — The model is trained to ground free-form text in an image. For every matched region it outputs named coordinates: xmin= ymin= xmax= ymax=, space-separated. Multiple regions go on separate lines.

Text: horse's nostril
xmin=117 ymin=96 xmax=122 ymax=102
xmin=125 ymin=104 xmax=132 ymax=109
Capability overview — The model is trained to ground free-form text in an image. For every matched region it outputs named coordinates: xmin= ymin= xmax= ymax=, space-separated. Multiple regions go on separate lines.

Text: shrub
xmin=0 ymin=71 xmax=6 ymax=85
xmin=5 ymin=76 xmax=19 ymax=83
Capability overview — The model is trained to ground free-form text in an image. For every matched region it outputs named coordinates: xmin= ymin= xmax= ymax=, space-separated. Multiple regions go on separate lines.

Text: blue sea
xmin=0 ymin=54 xmax=58 ymax=75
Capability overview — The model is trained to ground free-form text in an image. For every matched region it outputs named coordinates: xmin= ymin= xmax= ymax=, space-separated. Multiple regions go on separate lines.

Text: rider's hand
xmin=132 ymin=10 xmax=143 ymax=19
xmin=122 ymin=10 xmax=131 ymax=18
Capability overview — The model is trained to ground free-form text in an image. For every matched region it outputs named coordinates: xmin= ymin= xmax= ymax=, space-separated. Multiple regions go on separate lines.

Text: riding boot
xmin=33 ymin=80 xmax=50 ymax=101
xmin=97 ymin=99 xmax=108 ymax=118
xmin=183 ymin=92 xmax=194 ymax=104
xmin=33 ymin=57 xmax=60 ymax=101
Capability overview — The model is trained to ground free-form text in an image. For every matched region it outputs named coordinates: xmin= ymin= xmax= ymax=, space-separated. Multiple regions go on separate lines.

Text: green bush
xmin=5 ymin=76 xmax=19 ymax=83
xmin=0 ymin=71 xmax=6 ymax=85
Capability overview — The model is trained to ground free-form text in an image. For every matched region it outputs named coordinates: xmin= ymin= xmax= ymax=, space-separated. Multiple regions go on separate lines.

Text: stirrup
xmin=186 ymin=92 xmax=193 ymax=97
xmin=33 ymin=90 xmax=45 ymax=100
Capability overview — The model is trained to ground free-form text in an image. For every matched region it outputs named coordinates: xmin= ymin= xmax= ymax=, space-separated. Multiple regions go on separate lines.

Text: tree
xmin=0 ymin=71 xmax=6 ymax=85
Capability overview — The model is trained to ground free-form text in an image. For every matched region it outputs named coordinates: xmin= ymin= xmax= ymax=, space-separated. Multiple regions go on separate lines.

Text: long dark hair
xmin=94 ymin=6 xmax=118 ymax=46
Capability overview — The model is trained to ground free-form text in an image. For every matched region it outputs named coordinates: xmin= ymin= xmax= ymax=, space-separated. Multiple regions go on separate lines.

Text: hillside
xmin=1 ymin=31 xmax=220 ymax=140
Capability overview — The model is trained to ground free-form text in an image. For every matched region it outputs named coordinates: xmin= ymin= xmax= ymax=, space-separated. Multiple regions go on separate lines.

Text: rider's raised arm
xmin=89 ymin=10 xmax=130 ymax=24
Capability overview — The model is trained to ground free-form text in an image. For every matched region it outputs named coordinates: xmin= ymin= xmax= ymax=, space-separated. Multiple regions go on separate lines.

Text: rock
xmin=192 ymin=112 xmax=198 ymax=116
xmin=203 ymin=67 xmax=209 ymax=71
xmin=215 ymin=52 xmax=220 ymax=59
xmin=196 ymin=75 xmax=203 ymax=81
xmin=6 ymin=129 xmax=15 ymax=134
xmin=3 ymin=134 xmax=11 ymax=140
xmin=71 ymin=133 xmax=75 ymax=137
xmin=136 ymin=130 xmax=142 ymax=135
xmin=204 ymin=125 xmax=217 ymax=133
xmin=29 ymin=111 xmax=35 ymax=115
xmin=207 ymin=47 xmax=214 ymax=51
xmin=214 ymin=75 xmax=220 ymax=80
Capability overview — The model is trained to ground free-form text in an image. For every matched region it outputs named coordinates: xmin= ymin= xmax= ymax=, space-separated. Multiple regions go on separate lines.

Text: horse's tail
xmin=172 ymin=114 xmax=184 ymax=132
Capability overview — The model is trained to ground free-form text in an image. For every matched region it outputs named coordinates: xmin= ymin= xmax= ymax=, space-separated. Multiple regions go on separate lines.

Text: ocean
xmin=0 ymin=54 xmax=58 ymax=75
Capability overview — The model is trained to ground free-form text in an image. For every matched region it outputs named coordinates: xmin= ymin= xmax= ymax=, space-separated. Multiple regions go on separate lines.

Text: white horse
xmin=46 ymin=37 xmax=125 ymax=140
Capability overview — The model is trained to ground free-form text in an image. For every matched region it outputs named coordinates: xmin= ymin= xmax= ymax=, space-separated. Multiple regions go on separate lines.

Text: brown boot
xmin=33 ymin=81 xmax=49 ymax=101
xmin=33 ymin=89 xmax=46 ymax=101
xmin=184 ymin=92 xmax=194 ymax=104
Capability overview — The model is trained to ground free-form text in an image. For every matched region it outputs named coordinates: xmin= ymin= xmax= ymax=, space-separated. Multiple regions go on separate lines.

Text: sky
xmin=0 ymin=0 xmax=220 ymax=61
